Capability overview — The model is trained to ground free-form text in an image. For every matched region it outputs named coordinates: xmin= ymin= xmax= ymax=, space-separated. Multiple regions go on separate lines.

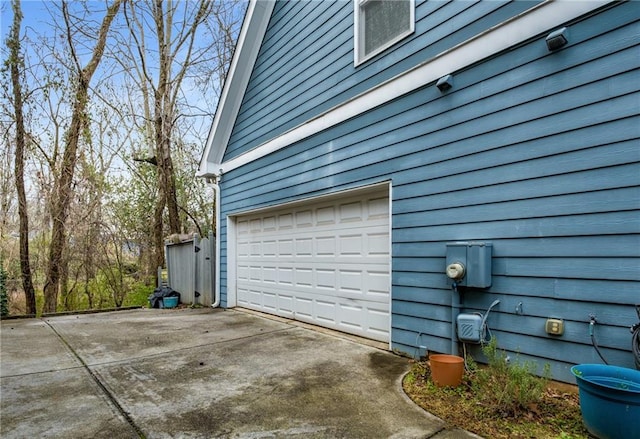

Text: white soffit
xmin=201 ymin=0 xmax=610 ymax=178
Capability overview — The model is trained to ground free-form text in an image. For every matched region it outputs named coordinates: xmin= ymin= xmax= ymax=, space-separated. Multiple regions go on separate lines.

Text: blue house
xmin=199 ymin=0 xmax=640 ymax=382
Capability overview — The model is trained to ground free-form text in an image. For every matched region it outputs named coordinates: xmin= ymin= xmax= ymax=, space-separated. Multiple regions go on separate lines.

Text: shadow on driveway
xmin=1 ymin=308 xmax=480 ymax=438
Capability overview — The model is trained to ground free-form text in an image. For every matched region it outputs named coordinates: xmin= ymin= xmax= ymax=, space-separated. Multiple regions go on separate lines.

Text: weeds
xmin=471 ymin=338 xmax=550 ymax=416
xmin=403 ymin=339 xmax=588 ymax=438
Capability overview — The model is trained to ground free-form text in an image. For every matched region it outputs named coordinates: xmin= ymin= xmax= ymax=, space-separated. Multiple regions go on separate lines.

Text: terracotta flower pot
xmin=429 ymin=354 xmax=465 ymax=387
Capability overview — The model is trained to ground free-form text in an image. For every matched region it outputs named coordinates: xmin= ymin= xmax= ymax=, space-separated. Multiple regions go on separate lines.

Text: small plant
xmin=402 ymin=338 xmax=588 ymax=438
xmin=472 ymin=338 xmax=549 ymax=416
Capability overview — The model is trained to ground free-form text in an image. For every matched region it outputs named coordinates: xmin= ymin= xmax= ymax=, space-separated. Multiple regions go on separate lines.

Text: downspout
xmin=193 ymin=233 xmax=200 ymax=305
xmin=208 ymin=173 xmax=221 ymax=308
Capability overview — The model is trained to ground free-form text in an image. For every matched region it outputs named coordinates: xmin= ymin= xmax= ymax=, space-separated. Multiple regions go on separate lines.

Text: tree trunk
xmin=150 ymin=0 xmax=182 ymax=275
xmin=9 ymin=0 xmax=37 ymax=315
xmin=42 ymin=0 xmax=123 ymax=313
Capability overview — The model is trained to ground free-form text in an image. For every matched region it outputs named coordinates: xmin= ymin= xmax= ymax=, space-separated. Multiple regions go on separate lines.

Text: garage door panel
xmin=295 ymin=238 xmax=313 ymax=256
xmin=278 ymin=293 xmax=294 ymax=314
xmin=263 ymin=216 xmax=276 ymax=230
xmin=237 ymin=265 xmax=249 ymax=281
xmin=294 ymin=296 xmax=313 ymax=318
xmin=316 ymin=235 xmax=336 ymax=253
xmin=337 ymin=269 xmax=361 ymax=292
xmin=239 ymin=258 xmax=390 ymax=268
xmin=238 ymin=271 xmax=389 ymax=303
xmin=263 ymin=291 xmax=277 ymax=311
xmin=262 ymin=266 xmax=277 ymax=284
xmin=338 ymin=302 xmax=364 ymax=327
xmin=294 ymin=268 xmax=314 ymax=287
xmin=316 ymin=206 xmax=336 ymax=224
xmin=316 ymin=268 xmax=336 ymax=290
xmin=368 ymin=232 xmax=391 ymax=255
xmin=236 ymin=188 xmax=390 ymax=342
xmin=275 ymin=239 xmax=292 ymax=256
xmin=316 ymin=299 xmax=337 ymax=323
xmin=237 ymin=242 xmax=250 ymax=257
xmin=239 ymin=284 xmax=391 ymax=340
xmin=243 ymin=289 xmax=264 ymax=307
xmin=263 ymin=240 xmax=277 ymax=256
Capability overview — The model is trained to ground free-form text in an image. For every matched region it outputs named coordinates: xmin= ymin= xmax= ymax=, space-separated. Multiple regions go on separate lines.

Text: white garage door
xmin=235 ymin=187 xmax=390 ymax=342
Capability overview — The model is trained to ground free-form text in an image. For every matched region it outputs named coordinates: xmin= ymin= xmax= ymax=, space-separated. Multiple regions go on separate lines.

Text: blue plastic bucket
xmin=162 ymin=296 xmax=179 ymax=309
xmin=571 ymin=364 xmax=640 ymax=439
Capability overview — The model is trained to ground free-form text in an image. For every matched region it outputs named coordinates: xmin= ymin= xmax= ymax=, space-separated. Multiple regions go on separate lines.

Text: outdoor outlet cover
xmin=545 ymin=318 xmax=564 ymax=336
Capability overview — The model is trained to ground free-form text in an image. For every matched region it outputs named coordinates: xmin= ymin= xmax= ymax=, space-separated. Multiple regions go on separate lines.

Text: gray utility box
xmin=445 ymin=242 xmax=493 ymax=288
xmin=457 ymin=313 xmax=484 ymax=343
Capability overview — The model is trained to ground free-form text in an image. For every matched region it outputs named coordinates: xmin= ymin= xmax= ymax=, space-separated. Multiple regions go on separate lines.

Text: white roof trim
xmin=197 ymin=0 xmax=275 ymax=177
xmin=199 ymin=0 xmax=610 ymax=178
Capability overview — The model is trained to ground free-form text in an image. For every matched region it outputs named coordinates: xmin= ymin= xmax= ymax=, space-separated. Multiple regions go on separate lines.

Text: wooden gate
xmin=163 ymin=232 xmax=215 ymax=306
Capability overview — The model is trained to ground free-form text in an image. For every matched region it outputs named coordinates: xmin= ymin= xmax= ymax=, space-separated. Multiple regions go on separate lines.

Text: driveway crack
xmin=43 ymin=319 xmax=146 ymax=439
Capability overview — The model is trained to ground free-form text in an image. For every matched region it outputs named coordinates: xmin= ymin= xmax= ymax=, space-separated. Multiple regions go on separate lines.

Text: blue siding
xmin=218 ymin=3 xmax=640 ymax=382
xmin=224 ymin=0 xmax=540 ymax=161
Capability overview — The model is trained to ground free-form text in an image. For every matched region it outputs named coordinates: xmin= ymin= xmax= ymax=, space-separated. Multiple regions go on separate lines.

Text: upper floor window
xmin=354 ymin=0 xmax=415 ymax=65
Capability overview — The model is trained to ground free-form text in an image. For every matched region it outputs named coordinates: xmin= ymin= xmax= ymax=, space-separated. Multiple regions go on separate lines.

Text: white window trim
xmin=354 ymin=0 xmax=416 ymax=66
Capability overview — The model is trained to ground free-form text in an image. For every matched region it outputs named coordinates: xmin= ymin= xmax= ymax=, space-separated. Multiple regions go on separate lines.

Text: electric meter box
xmin=445 ymin=242 xmax=492 ymax=288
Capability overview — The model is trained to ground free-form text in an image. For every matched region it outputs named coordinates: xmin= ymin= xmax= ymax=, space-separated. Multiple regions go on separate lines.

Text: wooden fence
xmin=162 ymin=232 xmax=215 ymax=306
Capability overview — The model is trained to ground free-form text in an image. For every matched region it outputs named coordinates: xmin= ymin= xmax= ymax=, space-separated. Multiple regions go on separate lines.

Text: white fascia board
xmin=197 ymin=0 xmax=275 ymax=177
xmin=207 ymin=0 xmax=610 ymax=177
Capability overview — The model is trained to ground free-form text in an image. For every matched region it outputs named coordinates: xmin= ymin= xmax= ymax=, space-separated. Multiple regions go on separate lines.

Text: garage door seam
xmin=43 ymin=319 xmax=146 ymax=439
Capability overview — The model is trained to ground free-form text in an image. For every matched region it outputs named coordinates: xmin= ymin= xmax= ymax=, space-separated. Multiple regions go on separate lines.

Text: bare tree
xmin=7 ymin=0 xmax=37 ymax=314
xmin=119 ymin=0 xmax=242 ymax=278
xmin=0 ymin=0 xmax=243 ymax=314
xmin=42 ymin=0 xmax=123 ymax=313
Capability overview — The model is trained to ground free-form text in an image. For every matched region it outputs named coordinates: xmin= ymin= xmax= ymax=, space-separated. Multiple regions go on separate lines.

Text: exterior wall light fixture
xmin=546 ymin=27 xmax=568 ymax=51
xmin=436 ymin=74 xmax=453 ymax=92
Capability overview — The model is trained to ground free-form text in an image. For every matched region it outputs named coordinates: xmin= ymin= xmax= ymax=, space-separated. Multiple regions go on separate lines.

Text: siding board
xmin=222 ymin=15 xmax=640 ymax=187
xmin=217 ymin=2 xmax=640 ymax=381
xmin=391 ymin=277 xmax=639 ymax=306
xmin=394 ymin=235 xmax=640 ymax=258
xmin=392 ymin=211 xmax=639 ymax=242
xmin=224 ymin=0 xmax=542 ymax=160
xmin=224 ymin=4 xmax=637 ymax=161
xmin=234 ymin=3 xmax=350 ymax=124
xmin=222 ymin=74 xmax=639 ymax=201
xmin=393 ymin=162 xmax=640 ymax=210
xmin=393 ymin=186 xmax=640 ymax=228
xmin=393 ymin=324 xmax=633 ymax=379
xmin=395 ymin=255 xmax=640 ymax=282
xmin=459 ymin=297 xmax=637 ymax=330
xmin=392 ymin=302 xmax=634 ymax=351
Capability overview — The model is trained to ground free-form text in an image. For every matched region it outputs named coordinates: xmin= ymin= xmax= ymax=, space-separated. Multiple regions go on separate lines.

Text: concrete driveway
xmin=1 ymin=308 xmax=479 ymax=438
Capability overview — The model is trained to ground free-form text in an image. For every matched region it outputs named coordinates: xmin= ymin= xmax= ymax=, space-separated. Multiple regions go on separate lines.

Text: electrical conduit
xmin=451 ymin=282 xmax=460 ymax=355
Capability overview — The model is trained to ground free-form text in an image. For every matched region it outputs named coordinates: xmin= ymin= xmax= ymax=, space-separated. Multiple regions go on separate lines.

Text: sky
xmin=0 ymin=0 xmax=248 ymax=202
xmin=1 ymin=1 xmax=58 ymax=44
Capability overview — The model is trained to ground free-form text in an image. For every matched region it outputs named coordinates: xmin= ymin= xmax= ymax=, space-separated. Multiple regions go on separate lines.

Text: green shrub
xmin=122 ymin=282 xmax=155 ymax=307
xmin=471 ymin=338 xmax=549 ymax=416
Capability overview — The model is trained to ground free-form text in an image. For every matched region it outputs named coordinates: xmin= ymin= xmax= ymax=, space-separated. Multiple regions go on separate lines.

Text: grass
xmin=5 ymin=281 xmax=154 ymax=317
xmin=122 ymin=283 xmax=155 ymax=308
xmin=403 ymin=341 xmax=590 ymax=439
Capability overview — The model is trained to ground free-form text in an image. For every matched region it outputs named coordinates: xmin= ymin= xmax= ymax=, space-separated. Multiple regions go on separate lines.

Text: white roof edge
xmin=203 ymin=0 xmax=612 ymax=177
xmin=198 ymin=0 xmax=276 ymax=177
